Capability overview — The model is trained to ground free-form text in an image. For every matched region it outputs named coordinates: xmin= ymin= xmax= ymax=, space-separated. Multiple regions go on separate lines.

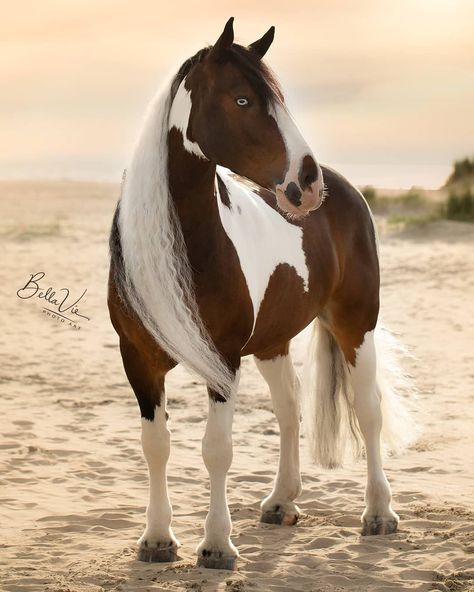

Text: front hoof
xmin=197 ymin=549 xmax=237 ymax=570
xmin=362 ymin=516 xmax=398 ymax=536
xmin=260 ymin=504 xmax=299 ymax=526
xmin=138 ymin=541 xmax=179 ymax=563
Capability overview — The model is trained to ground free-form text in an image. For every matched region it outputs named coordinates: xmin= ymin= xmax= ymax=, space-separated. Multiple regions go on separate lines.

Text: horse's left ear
xmin=249 ymin=26 xmax=275 ymax=59
xmin=209 ymin=17 xmax=235 ymax=60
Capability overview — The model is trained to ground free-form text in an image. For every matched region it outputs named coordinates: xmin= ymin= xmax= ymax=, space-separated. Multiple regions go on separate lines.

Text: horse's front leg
xmin=196 ymin=369 xmax=240 ymax=570
xmin=119 ymin=339 xmax=179 ymax=562
xmin=138 ymin=399 xmax=180 ymax=561
xmin=254 ymin=347 xmax=302 ymax=526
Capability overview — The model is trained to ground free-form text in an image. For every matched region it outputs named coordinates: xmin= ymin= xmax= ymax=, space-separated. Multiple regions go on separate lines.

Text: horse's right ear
xmin=208 ymin=17 xmax=234 ymax=60
xmin=249 ymin=26 xmax=275 ymax=59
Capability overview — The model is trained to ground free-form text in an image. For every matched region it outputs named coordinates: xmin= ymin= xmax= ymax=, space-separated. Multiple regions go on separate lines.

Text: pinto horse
xmin=108 ymin=18 xmax=414 ymax=570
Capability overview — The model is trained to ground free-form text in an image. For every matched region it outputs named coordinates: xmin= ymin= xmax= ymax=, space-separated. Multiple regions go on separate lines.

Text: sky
xmin=1 ymin=0 xmax=473 ymax=188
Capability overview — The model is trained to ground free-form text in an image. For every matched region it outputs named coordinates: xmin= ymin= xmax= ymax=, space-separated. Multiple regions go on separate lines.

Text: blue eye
xmin=236 ymin=97 xmax=249 ymax=107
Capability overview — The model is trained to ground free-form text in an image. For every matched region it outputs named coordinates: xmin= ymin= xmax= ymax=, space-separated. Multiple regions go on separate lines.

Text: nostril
xmin=299 ymin=155 xmax=319 ymax=190
xmin=303 ymin=170 xmax=317 ymax=187
xmin=284 ymin=182 xmax=302 ymax=207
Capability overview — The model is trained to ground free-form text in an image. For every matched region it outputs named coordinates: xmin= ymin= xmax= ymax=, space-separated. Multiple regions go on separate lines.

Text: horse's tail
xmin=301 ymin=321 xmax=418 ymax=469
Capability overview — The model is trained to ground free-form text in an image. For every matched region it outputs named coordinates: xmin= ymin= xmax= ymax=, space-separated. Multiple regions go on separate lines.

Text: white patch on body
xmin=168 ymin=80 xmax=208 ymax=159
xmin=216 ymin=168 xmax=309 ymax=332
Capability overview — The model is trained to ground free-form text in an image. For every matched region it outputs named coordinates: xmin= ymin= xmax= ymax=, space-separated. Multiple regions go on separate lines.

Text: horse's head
xmin=169 ymin=18 xmax=325 ymax=217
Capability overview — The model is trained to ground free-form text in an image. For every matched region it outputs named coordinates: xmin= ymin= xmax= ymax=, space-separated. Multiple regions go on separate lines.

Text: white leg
xmin=138 ymin=402 xmax=179 ymax=561
xmin=349 ymin=330 xmax=399 ymax=535
xmin=254 ymin=354 xmax=302 ymax=525
xmin=196 ymin=372 xmax=240 ymax=570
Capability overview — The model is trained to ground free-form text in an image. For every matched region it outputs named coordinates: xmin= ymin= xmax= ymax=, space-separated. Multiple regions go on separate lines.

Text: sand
xmin=1 ymin=181 xmax=473 ymax=592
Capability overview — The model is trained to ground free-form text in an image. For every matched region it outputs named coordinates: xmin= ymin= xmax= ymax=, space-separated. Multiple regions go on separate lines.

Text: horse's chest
xmin=216 ymin=175 xmax=310 ymax=331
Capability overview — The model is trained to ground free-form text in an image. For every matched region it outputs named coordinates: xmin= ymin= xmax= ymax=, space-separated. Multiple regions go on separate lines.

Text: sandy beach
xmin=1 ymin=181 xmax=473 ymax=592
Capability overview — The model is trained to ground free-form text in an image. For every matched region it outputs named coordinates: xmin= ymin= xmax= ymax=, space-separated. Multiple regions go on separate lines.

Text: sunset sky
xmin=2 ymin=1 xmax=473 ymax=187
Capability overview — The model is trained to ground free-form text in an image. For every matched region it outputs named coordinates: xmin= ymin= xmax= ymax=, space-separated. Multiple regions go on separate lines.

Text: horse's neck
xmin=167 ymin=129 xmax=221 ymax=248
xmin=168 ymin=130 xmax=225 ymax=270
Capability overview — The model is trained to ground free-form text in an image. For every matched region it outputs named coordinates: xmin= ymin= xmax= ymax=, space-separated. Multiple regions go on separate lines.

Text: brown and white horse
xmin=108 ymin=18 xmax=415 ymax=570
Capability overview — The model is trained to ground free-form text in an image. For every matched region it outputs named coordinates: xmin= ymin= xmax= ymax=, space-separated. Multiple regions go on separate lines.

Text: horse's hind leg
xmin=196 ymin=366 xmax=240 ymax=570
xmin=331 ymin=318 xmax=399 ymax=535
xmin=347 ymin=330 xmax=399 ymax=534
xmin=254 ymin=344 xmax=302 ymax=526
xmin=119 ymin=338 xmax=179 ymax=562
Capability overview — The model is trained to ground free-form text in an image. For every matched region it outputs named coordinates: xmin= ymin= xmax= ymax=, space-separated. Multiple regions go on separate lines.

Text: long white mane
xmin=118 ymin=74 xmax=234 ymax=397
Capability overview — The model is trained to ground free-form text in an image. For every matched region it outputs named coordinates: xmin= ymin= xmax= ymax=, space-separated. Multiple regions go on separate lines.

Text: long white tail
xmin=301 ymin=321 xmax=418 ymax=469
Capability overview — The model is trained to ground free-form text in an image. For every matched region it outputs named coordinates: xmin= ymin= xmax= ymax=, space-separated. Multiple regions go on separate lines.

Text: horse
xmin=108 ymin=18 xmax=415 ymax=570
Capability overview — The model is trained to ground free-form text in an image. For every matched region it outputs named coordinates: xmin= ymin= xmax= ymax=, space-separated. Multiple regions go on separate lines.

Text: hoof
xmin=362 ymin=516 xmax=398 ymax=536
xmin=197 ymin=550 xmax=237 ymax=570
xmin=138 ymin=542 xmax=179 ymax=563
xmin=260 ymin=504 xmax=299 ymax=526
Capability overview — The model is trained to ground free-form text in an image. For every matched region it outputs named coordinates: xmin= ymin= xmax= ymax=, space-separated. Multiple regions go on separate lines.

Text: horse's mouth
xmin=275 ymin=186 xmax=326 ymax=218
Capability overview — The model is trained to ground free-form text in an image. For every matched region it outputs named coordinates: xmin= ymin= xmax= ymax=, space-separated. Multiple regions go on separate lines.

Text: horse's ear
xmin=209 ymin=17 xmax=234 ymax=60
xmin=249 ymin=26 xmax=275 ymax=59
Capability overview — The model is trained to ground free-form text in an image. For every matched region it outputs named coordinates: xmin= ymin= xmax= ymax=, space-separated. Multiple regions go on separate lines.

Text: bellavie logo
xmin=17 ymin=272 xmax=90 ymax=329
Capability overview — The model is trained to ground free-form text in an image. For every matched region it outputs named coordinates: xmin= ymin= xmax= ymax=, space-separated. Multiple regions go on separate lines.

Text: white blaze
xmin=270 ymin=102 xmax=313 ymax=186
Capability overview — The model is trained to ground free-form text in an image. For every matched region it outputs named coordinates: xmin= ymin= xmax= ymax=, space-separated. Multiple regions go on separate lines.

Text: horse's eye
xmin=235 ymin=97 xmax=249 ymax=107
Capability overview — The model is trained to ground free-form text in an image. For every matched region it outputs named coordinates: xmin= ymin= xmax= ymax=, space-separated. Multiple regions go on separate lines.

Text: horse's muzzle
xmin=276 ymin=168 xmax=325 ymax=217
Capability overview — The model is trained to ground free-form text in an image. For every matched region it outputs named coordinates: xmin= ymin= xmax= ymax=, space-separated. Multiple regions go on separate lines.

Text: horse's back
xmin=318 ymin=165 xmax=377 ymax=257
xmin=302 ymin=165 xmax=379 ymax=289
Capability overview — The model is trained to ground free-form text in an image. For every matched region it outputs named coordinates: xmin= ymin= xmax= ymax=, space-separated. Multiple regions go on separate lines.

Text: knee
xmin=202 ymin=429 xmax=232 ymax=473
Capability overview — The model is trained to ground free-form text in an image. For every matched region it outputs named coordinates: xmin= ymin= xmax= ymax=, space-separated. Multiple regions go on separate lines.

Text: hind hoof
xmin=138 ymin=542 xmax=179 ymax=563
xmin=260 ymin=504 xmax=299 ymax=526
xmin=197 ymin=550 xmax=237 ymax=570
xmin=362 ymin=516 xmax=398 ymax=536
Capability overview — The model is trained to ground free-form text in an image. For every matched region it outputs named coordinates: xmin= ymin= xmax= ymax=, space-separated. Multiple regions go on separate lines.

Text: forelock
xmin=226 ymin=44 xmax=284 ymax=106
xmin=171 ymin=44 xmax=283 ymax=106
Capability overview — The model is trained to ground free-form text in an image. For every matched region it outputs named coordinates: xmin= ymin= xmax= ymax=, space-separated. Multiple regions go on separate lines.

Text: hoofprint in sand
xmin=1 ymin=181 xmax=473 ymax=591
